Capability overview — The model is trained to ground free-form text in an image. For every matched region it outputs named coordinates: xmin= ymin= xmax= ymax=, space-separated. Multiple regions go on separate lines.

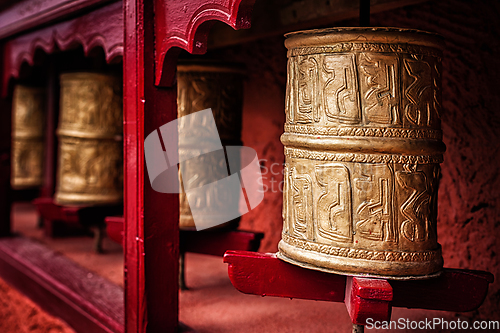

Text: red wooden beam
xmin=104 ymin=216 xmax=263 ymax=257
xmin=224 ymin=250 xmax=493 ymax=325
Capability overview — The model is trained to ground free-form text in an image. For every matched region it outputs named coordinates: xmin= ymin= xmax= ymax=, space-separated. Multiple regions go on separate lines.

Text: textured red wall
xmin=214 ymin=0 xmax=500 ymax=324
xmin=370 ymin=0 xmax=500 ymax=322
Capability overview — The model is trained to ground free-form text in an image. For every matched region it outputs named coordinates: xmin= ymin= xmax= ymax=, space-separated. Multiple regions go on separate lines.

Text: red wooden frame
xmin=123 ymin=1 xmax=255 ymax=331
xmin=0 ymin=0 xmax=495 ymax=332
xmin=2 ymin=0 xmax=258 ymax=331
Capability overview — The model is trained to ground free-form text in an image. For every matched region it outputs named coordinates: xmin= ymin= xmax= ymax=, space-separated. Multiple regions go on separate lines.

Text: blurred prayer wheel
xmin=278 ymin=28 xmax=445 ymax=279
xmin=55 ymin=73 xmax=123 ymax=205
xmin=177 ymin=63 xmax=245 ymax=229
xmin=11 ymin=85 xmax=45 ymax=189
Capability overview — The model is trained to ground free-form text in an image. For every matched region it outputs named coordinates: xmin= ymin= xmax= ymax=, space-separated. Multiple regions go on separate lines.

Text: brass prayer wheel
xmin=177 ymin=62 xmax=244 ymax=229
xmin=11 ymin=85 xmax=45 ymax=189
xmin=278 ymin=28 xmax=445 ymax=279
xmin=55 ymin=72 xmax=123 ymax=205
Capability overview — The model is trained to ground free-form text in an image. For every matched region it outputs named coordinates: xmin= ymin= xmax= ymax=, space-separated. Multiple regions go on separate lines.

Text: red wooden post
xmin=0 ymin=44 xmax=11 ymax=237
xmin=123 ymin=0 xmax=147 ymax=331
xmin=344 ymin=277 xmax=393 ymax=325
xmin=40 ymin=61 xmax=57 ymax=200
xmin=124 ymin=1 xmax=256 ymax=331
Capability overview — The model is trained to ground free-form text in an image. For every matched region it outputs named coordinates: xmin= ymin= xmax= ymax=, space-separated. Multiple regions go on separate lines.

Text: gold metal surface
xmin=11 ymin=85 xmax=45 ymax=189
xmin=55 ymin=73 xmax=123 ymax=205
xmin=278 ymin=27 xmax=445 ymax=279
xmin=177 ymin=63 xmax=244 ymax=229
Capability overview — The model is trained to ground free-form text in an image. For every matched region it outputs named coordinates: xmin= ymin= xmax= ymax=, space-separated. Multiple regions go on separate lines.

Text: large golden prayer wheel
xmin=11 ymin=85 xmax=45 ymax=189
xmin=278 ymin=28 xmax=445 ymax=279
xmin=55 ymin=73 xmax=123 ymax=206
xmin=177 ymin=63 xmax=244 ymax=229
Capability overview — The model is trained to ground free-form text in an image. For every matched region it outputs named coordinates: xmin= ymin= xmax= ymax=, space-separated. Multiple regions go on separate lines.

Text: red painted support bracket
xmin=345 ymin=277 xmax=393 ymax=325
xmin=104 ymin=216 xmax=263 ymax=256
xmin=33 ymin=197 xmax=80 ymax=225
xmin=105 ymin=216 xmax=125 ymax=246
xmin=224 ymin=251 xmax=494 ymax=325
xmin=33 ymin=197 xmax=122 ymax=237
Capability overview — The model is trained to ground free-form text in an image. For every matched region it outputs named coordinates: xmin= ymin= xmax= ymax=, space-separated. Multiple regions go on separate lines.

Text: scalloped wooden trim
xmin=154 ymin=0 xmax=255 ymax=86
xmin=2 ymin=1 xmax=123 ymax=95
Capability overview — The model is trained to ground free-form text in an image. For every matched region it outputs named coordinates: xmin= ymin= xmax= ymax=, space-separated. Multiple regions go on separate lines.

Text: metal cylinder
xmin=278 ymin=28 xmax=445 ymax=279
xmin=11 ymin=85 xmax=45 ymax=189
xmin=55 ymin=73 xmax=123 ymax=205
xmin=177 ymin=63 xmax=245 ymax=229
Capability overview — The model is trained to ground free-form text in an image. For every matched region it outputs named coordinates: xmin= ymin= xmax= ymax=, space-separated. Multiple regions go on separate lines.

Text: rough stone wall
xmin=213 ymin=0 xmax=500 ymax=323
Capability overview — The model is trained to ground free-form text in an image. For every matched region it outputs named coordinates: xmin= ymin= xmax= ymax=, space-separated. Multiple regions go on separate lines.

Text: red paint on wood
xmin=123 ymin=0 xmax=258 ymax=330
xmin=224 ymin=250 xmax=493 ymax=324
xmin=0 ymin=64 xmax=11 ymax=236
xmin=154 ymin=0 xmax=255 ymax=86
xmin=123 ymin=0 xmax=146 ymax=330
xmin=33 ymin=197 xmax=79 ymax=224
xmin=352 ymin=277 xmax=393 ymax=301
xmin=104 ymin=216 xmax=263 ymax=257
xmin=344 ymin=277 xmax=392 ymax=325
xmin=105 ymin=216 xmax=125 ymax=246
xmin=224 ymin=251 xmax=346 ymax=302
xmin=33 ymin=197 xmax=122 ymax=237
xmin=2 ymin=1 xmax=123 ymax=96
xmin=40 ymin=63 xmax=58 ymax=199
xmin=389 ymin=269 xmax=494 ymax=312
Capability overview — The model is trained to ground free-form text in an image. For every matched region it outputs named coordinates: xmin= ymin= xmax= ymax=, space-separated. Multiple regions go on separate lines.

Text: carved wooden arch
xmin=154 ymin=0 xmax=256 ymax=86
xmin=2 ymin=1 xmax=123 ymax=96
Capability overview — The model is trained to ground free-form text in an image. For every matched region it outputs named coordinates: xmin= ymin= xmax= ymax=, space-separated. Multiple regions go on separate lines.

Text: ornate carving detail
xmin=2 ymin=2 xmax=123 ymax=96
xmin=281 ymin=233 xmax=441 ymax=262
xmin=284 ymin=124 xmax=442 ymax=139
xmin=289 ymin=167 xmax=314 ymax=239
xmin=55 ymin=72 xmax=123 ymax=205
xmin=315 ymin=164 xmax=352 ymax=243
xmin=288 ymin=43 xmax=442 ymax=58
xmin=154 ymin=0 xmax=255 ymax=85
xmin=285 ymin=147 xmax=443 ymax=164
xmin=11 ymin=85 xmax=45 ymax=189
xmin=280 ymin=28 xmax=444 ymax=278
xmin=354 ymin=163 xmax=396 ymax=242
xmin=396 ymin=164 xmax=435 ymax=242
